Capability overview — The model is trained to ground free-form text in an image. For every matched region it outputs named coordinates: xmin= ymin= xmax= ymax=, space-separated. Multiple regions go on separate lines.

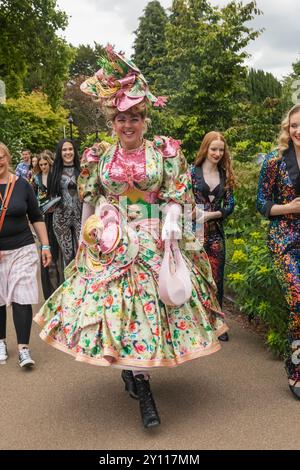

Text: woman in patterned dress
xmin=257 ymin=104 xmax=300 ymax=399
xmin=47 ymin=139 xmax=82 ymax=269
xmin=191 ymin=132 xmax=235 ymax=341
xmin=34 ymin=46 xmax=227 ymax=428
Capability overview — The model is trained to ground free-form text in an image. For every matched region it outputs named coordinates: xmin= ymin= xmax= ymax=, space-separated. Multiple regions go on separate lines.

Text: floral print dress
xmin=34 ymin=137 xmax=227 ymax=368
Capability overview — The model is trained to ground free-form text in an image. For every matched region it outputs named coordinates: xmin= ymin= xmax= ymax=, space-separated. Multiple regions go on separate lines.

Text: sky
xmin=56 ymin=0 xmax=300 ymax=80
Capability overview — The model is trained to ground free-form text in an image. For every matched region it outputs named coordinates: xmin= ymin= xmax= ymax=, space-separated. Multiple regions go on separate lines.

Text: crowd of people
xmin=0 ymin=44 xmax=300 ymax=429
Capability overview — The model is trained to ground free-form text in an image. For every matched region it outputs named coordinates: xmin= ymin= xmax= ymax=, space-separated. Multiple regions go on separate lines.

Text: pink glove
xmin=162 ymin=202 xmax=182 ymax=241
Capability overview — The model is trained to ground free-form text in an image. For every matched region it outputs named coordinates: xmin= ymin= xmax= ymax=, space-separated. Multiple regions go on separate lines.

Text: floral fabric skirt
xmin=34 ymin=223 xmax=227 ymax=368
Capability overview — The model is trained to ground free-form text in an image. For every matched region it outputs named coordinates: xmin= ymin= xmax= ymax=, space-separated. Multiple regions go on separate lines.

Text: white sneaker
xmin=0 ymin=340 xmax=8 ymax=364
xmin=18 ymin=348 xmax=35 ymax=368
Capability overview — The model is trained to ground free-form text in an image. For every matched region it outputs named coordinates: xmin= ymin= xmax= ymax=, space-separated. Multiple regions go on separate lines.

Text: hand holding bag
xmin=158 ymin=239 xmax=192 ymax=307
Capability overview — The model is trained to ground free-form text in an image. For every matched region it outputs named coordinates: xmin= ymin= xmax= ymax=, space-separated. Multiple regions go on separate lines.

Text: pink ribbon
xmin=117 ymin=74 xmax=136 ymax=87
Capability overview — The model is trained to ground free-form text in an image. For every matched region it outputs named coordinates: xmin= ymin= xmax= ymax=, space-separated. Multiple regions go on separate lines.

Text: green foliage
xmin=135 ymin=4 xmax=166 ymax=92
xmin=224 ymin=161 xmax=288 ymax=356
xmin=151 ymin=0 xmax=262 ymax=155
xmin=281 ymin=58 xmax=300 ymax=109
xmin=63 ymin=76 xmax=106 ymax=142
xmin=0 ymin=0 xmax=73 ymax=109
xmin=69 ymin=43 xmax=105 ymax=79
xmin=79 ymin=132 xmax=115 ymax=155
xmin=133 ymin=1 xmax=168 ymax=86
xmin=246 ymin=68 xmax=282 ymax=103
xmin=0 ymin=92 xmax=70 ymax=165
xmin=224 ymin=97 xmax=283 ymax=161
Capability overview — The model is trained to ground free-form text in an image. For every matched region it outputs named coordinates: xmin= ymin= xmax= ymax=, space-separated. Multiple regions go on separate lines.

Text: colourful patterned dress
xmin=34 ymin=137 xmax=227 ymax=369
xmin=191 ymin=165 xmax=234 ymax=307
xmin=257 ymin=144 xmax=300 ymax=381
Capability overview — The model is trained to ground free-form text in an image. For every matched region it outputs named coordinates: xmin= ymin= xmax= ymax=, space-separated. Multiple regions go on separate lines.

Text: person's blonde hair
xmin=278 ymin=104 xmax=300 ymax=155
xmin=194 ymin=131 xmax=235 ymax=188
xmin=0 ymin=142 xmax=13 ymax=172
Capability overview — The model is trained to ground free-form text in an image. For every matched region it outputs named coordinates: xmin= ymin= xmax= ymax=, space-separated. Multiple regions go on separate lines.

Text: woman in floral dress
xmin=34 ymin=46 xmax=227 ymax=428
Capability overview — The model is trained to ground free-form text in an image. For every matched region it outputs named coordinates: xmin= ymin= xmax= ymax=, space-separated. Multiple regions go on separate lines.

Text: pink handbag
xmin=158 ymin=239 xmax=192 ymax=307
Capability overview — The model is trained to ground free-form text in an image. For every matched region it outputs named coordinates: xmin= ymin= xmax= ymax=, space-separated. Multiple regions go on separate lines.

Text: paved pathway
xmin=1 ymin=304 xmax=299 ymax=450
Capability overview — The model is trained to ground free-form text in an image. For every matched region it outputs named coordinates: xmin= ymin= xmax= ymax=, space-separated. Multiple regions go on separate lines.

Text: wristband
xmin=41 ymin=245 xmax=50 ymax=250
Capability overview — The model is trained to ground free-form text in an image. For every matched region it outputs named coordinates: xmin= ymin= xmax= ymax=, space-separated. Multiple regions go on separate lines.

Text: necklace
xmin=119 ymin=139 xmax=145 ymax=154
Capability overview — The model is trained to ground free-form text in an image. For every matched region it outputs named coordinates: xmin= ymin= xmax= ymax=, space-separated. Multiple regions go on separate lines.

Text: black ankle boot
xmin=135 ymin=374 xmax=161 ymax=429
xmin=219 ymin=332 xmax=229 ymax=342
xmin=121 ymin=370 xmax=138 ymax=399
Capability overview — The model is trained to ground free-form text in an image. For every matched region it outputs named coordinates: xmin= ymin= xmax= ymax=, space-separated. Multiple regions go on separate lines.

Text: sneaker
xmin=0 ymin=340 xmax=8 ymax=364
xmin=18 ymin=348 xmax=35 ymax=368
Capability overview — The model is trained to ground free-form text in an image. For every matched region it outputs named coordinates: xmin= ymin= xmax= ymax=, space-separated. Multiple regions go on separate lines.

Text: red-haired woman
xmin=191 ymin=131 xmax=235 ymax=341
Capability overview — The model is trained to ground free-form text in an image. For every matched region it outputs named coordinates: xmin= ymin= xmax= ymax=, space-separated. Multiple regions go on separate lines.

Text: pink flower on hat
xmin=154 ymin=96 xmax=168 ymax=107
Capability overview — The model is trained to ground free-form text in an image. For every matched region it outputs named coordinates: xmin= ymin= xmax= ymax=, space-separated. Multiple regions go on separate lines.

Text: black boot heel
xmin=121 ymin=370 xmax=138 ymax=399
xmin=289 ymin=379 xmax=300 ymax=400
xmin=135 ymin=374 xmax=160 ymax=429
xmin=219 ymin=332 xmax=229 ymax=341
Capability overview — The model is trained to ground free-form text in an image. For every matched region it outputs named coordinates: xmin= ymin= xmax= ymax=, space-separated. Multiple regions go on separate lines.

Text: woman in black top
xmin=191 ymin=131 xmax=235 ymax=341
xmin=0 ymin=143 xmax=51 ymax=367
xmin=48 ymin=139 xmax=82 ymax=268
xmin=32 ymin=152 xmax=62 ymax=299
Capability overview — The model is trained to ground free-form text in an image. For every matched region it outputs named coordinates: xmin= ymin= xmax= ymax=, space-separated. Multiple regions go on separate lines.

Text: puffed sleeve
xmin=156 ymin=136 xmax=195 ymax=206
xmin=256 ymin=150 xmax=279 ymax=219
xmin=78 ymin=141 xmax=110 ymax=206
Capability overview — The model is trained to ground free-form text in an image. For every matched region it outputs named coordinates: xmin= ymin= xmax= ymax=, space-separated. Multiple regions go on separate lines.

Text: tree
xmin=0 ymin=0 xmax=73 ymax=109
xmin=281 ymin=58 xmax=300 ymax=110
xmin=133 ymin=1 xmax=168 ymax=85
xmin=247 ymin=68 xmax=282 ymax=104
xmin=152 ymin=0 xmax=261 ymax=154
xmin=63 ymin=76 xmax=106 ymax=142
xmin=69 ymin=43 xmax=105 ymax=79
xmin=0 ymin=91 xmax=70 ymax=163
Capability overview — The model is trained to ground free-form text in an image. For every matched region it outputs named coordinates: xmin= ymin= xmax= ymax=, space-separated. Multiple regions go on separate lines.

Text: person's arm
xmin=269 ymin=198 xmax=300 ymax=216
xmin=257 ymin=153 xmax=278 ymax=218
xmin=205 ymin=180 xmax=235 ymax=223
xmin=203 ymin=210 xmax=222 ymax=222
xmin=32 ymin=221 xmax=51 ymax=267
xmin=26 ymin=182 xmax=51 ymax=267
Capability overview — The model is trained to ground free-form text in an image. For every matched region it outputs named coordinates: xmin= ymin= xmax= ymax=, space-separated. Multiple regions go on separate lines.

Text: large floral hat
xmin=80 ymin=44 xmax=167 ymax=118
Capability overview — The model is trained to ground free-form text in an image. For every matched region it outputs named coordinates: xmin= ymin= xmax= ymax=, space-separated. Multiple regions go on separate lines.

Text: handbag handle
xmin=158 ymin=238 xmax=192 ymax=307
xmin=0 ymin=174 xmax=17 ymax=232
